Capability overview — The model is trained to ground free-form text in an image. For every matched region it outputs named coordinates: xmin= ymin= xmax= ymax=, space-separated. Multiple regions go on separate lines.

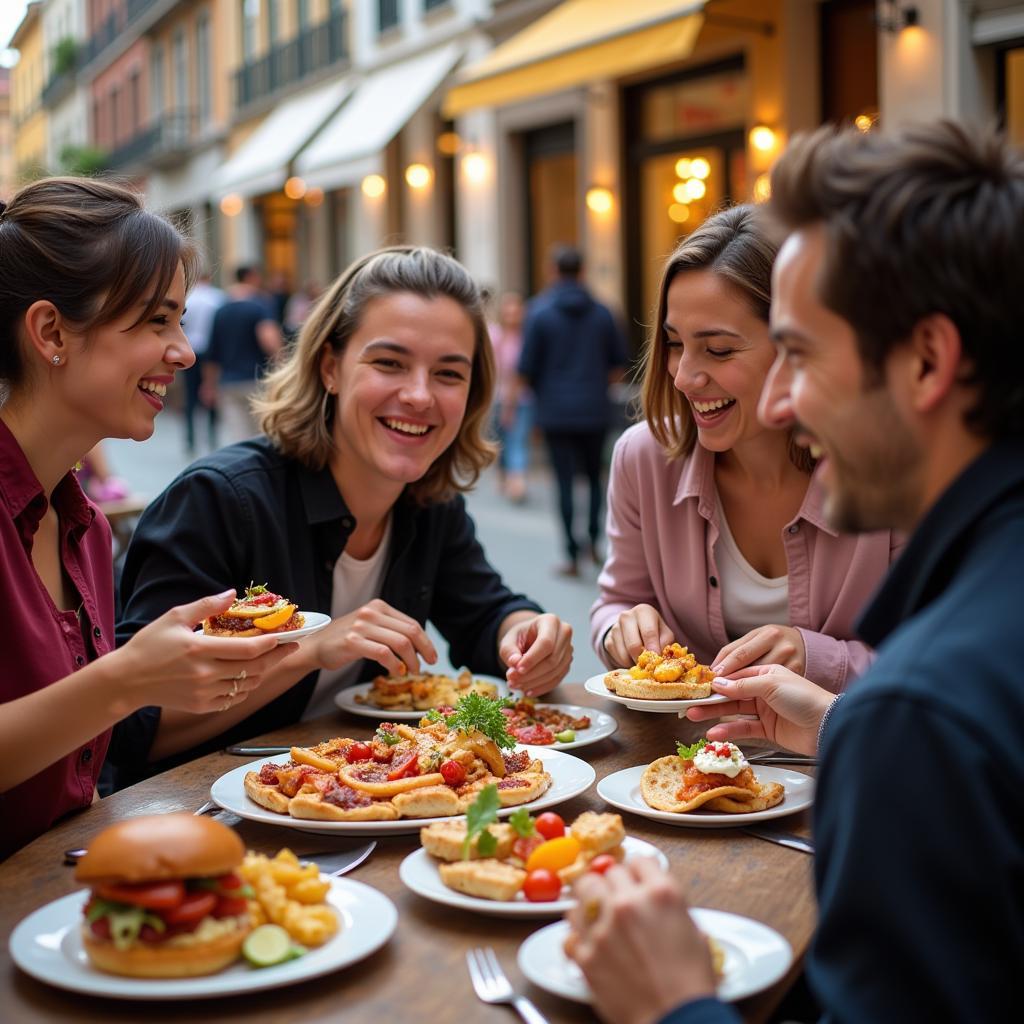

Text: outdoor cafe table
xmin=1 ymin=682 xmax=816 ymax=1024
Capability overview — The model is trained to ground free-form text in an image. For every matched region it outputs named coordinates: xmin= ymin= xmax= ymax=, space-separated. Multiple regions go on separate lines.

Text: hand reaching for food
xmin=711 ymin=624 xmax=806 ymax=677
xmin=603 ymin=604 xmax=676 ymax=668
xmin=499 ymin=612 xmax=573 ymax=698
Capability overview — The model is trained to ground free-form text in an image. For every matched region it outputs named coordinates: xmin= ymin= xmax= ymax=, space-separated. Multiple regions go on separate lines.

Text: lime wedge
xmin=243 ymin=924 xmax=293 ymax=967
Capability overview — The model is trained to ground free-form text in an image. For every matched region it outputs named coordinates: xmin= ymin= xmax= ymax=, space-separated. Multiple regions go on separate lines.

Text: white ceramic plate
xmin=334 ymin=676 xmax=509 ymax=720
xmin=507 ymin=704 xmax=618 ymax=751
xmin=583 ymin=673 xmax=729 ymax=714
xmin=518 ymin=910 xmax=792 ymax=1004
xmin=9 ymin=876 xmax=396 ymax=1001
xmin=399 ymin=835 xmax=667 ymax=917
xmin=195 ymin=611 xmax=332 ymax=645
xmin=596 ymin=765 xmax=814 ymax=828
xmin=210 ymin=746 xmax=597 ymax=836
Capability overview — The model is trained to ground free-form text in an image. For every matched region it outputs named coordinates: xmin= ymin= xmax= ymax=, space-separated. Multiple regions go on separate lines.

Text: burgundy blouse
xmin=0 ymin=418 xmax=114 ymax=859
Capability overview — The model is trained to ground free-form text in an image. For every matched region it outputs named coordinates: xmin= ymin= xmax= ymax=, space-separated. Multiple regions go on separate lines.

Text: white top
xmin=182 ymin=280 xmax=226 ymax=355
xmin=304 ymin=518 xmax=393 ymax=720
xmin=714 ymin=497 xmax=789 ymax=641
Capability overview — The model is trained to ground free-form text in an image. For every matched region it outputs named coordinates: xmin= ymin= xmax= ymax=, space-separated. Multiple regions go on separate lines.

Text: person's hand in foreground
xmin=686 ymin=664 xmax=835 ymax=756
xmin=603 ymin=604 xmax=676 ymax=667
xmin=500 ymin=612 xmax=573 ymax=697
xmin=712 ymin=624 xmax=806 ymax=677
xmin=565 ymin=858 xmax=716 ymax=1024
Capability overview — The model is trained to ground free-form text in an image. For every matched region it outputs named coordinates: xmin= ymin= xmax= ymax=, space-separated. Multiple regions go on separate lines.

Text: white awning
xmin=296 ymin=42 xmax=463 ymax=191
xmin=214 ymin=76 xmax=355 ymax=198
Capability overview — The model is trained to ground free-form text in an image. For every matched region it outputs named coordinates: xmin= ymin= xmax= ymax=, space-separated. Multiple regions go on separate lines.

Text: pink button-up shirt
xmin=0 ymin=418 xmax=114 ymax=859
xmin=591 ymin=423 xmax=903 ymax=691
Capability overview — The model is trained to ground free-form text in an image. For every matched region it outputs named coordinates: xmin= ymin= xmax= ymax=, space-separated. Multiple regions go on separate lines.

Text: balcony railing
xmin=42 ymin=69 xmax=76 ymax=108
xmin=106 ymin=109 xmax=197 ymax=171
xmin=234 ymin=12 xmax=348 ymax=110
xmin=81 ymin=0 xmax=158 ymax=69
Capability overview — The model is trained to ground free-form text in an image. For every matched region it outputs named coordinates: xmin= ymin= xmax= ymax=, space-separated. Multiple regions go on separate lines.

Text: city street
xmin=106 ymin=409 xmax=610 ymax=683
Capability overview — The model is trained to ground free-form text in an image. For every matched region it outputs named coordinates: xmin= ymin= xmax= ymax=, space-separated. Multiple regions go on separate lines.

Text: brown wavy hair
xmin=639 ymin=204 xmax=813 ymax=471
xmin=0 ymin=176 xmax=199 ymax=396
xmin=254 ymin=246 xmax=497 ymax=505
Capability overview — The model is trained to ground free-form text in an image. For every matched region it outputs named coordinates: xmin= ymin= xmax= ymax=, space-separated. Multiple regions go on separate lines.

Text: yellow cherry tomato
xmin=525 ymin=836 xmax=581 ymax=874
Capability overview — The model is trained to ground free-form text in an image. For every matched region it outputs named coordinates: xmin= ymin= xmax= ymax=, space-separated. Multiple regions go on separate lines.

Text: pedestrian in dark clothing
xmin=181 ymin=272 xmax=225 ymax=454
xmin=563 ymin=121 xmax=1024 ymax=1024
xmin=518 ymin=246 xmax=627 ymax=576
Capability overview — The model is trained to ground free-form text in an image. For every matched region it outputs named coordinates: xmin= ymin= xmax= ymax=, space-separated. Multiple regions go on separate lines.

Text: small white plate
xmin=210 ymin=746 xmax=597 ymax=836
xmin=399 ymin=835 xmax=667 ymax=917
xmin=518 ymin=910 xmax=792 ymax=1003
xmin=597 ymin=765 xmax=814 ymax=828
xmin=335 ymin=676 xmax=509 ymax=720
xmin=195 ymin=611 xmax=331 ymax=645
xmin=583 ymin=673 xmax=729 ymax=714
xmin=507 ymin=704 xmax=618 ymax=751
xmin=9 ymin=876 xmax=396 ymax=1000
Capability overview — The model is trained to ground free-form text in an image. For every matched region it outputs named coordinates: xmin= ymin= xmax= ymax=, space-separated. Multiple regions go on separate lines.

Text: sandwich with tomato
xmin=75 ymin=813 xmax=253 ymax=978
xmin=203 ymin=582 xmax=305 ymax=638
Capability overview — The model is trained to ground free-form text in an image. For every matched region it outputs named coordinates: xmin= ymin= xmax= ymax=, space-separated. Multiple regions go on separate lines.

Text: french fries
xmin=290 ymin=746 xmax=340 ymax=773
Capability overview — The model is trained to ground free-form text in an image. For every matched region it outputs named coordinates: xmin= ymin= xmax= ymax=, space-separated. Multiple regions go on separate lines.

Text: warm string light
xmin=361 ymin=174 xmax=386 ymax=198
xmin=462 ymin=152 xmax=489 ymax=185
xmin=405 ymin=163 xmax=432 ymax=189
xmin=220 ymin=194 xmax=243 ymax=216
xmin=749 ymin=124 xmax=777 ymax=153
xmin=585 ymin=186 xmax=614 ymax=215
xmin=284 ymin=176 xmax=307 ymax=200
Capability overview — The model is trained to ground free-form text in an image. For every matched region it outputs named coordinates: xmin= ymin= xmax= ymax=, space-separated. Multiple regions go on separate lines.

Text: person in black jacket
xmin=112 ymin=247 xmax=573 ymax=782
xmin=562 ymin=121 xmax=1024 ymax=1024
xmin=518 ymin=246 xmax=627 ymax=576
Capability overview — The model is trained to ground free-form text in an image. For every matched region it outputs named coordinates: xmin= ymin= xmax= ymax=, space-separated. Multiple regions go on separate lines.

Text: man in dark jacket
xmin=562 ymin=121 xmax=1024 ymax=1024
xmin=518 ymin=246 xmax=627 ymax=575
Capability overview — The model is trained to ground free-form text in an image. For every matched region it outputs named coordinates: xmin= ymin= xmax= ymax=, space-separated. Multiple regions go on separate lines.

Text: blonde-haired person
xmin=0 ymin=178 xmax=296 ymax=858
xmin=591 ymin=205 xmax=901 ymax=691
xmin=114 ymin=247 xmax=573 ymax=781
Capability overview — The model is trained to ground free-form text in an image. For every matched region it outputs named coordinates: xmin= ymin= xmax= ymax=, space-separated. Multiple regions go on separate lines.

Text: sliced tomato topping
xmin=90 ymin=917 xmax=112 ymax=940
xmin=386 ymin=750 xmax=420 ymax=780
xmin=162 ymin=890 xmax=218 ymax=925
xmin=216 ymin=872 xmax=243 ymax=890
xmin=95 ymin=880 xmax=186 ymax=911
xmin=214 ymin=895 xmax=250 ymax=918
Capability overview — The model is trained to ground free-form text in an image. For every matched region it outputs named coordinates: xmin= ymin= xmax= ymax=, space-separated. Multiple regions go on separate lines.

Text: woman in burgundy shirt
xmin=0 ymin=178 xmax=295 ymax=858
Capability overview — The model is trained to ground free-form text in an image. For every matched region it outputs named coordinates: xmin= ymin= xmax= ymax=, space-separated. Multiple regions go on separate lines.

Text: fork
xmin=466 ymin=947 xmax=549 ymax=1024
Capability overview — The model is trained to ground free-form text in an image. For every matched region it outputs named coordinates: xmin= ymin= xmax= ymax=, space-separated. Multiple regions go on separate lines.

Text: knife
xmin=742 ymin=826 xmax=814 ymax=855
xmin=746 ymin=756 xmax=819 ymax=766
xmin=225 ymin=746 xmax=292 ymax=756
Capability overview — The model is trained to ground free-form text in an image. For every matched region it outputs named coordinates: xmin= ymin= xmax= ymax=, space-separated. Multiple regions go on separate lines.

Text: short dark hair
xmin=553 ymin=245 xmax=582 ymax=278
xmin=235 ymin=265 xmax=256 ymax=283
xmin=0 ymin=176 xmax=198 ymax=393
xmin=767 ymin=119 xmax=1024 ymax=439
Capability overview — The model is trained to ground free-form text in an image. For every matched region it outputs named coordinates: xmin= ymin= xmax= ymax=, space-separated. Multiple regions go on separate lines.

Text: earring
xmin=52 ymin=354 xmax=61 ymax=365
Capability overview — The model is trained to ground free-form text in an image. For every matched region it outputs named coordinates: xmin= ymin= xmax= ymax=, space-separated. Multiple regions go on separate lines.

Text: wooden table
xmin=1 ymin=683 xmax=816 ymax=1024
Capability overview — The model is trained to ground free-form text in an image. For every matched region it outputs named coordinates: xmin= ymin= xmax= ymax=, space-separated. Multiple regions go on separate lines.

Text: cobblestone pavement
xmin=106 ymin=410 xmax=610 ymax=684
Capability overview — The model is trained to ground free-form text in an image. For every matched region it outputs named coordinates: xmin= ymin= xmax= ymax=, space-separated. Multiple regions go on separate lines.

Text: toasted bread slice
xmin=558 ymin=843 xmax=625 ymax=884
xmin=640 ymin=755 xmax=759 ymax=813
xmin=287 ymin=792 xmax=400 ymax=821
xmin=438 ymin=859 xmax=527 ymax=901
xmin=704 ymin=781 xmax=785 ymax=813
xmin=603 ymin=669 xmax=712 ymax=700
xmin=392 ymin=785 xmax=463 ymax=819
xmin=420 ymin=821 xmax=516 ymax=861
xmin=570 ymin=812 xmax=626 ymax=855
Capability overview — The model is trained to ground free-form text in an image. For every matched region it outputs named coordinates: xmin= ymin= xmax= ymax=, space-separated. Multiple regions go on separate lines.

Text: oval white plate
xmin=399 ymin=835 xmax=667 ymax=917
xmin=518 ymin=910 xmax=792 ymax=1003
xmin=211 ymin=746 xmax=597 ymax=836
xmin=9 ymin=876 xmax=396 ymax=1000
xmin=583 ymin=673 xmax=729 ymax=714
xmin=195 ymin=611 xmax=331 ymax=645
xmin=507 ymin=704 xmax=618 ymax=751
xmin=335 ymin=676 xmax=509 ymax=720
xmin=597 ymin=764 xmax=814 ymax=828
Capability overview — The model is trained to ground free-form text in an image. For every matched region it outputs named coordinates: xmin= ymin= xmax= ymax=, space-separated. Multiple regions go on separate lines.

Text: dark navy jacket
xmin=110 ymin=437 xmax=541 ymax=780
xmin=518 ymin=280 xmax=627 ymax=432
xmin=661 ymin=438 xmax=1024 ymax=1024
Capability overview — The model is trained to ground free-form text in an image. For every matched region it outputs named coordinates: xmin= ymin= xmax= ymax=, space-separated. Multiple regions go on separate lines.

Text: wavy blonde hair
xmin=253 ymin=246 xmax=497 ymax=504
xmin=639 ymin=204 xmax=813 ymax=472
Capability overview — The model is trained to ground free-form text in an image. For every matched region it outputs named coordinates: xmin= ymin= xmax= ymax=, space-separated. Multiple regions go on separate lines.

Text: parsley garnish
xmin=243 ymin=581 xmax=269 ymax=599
xmin=375 ymin=726 xmax=401 ymax=746
xmin=509 ymin=807 xmax=535 ymax=838
xmin=446 ymin=692 xmax=516 ymax=750
xmin=676 ymin=739 xmax=708 ymax=760
xmin=462 ymin=783 xmax=501 ymax=860
xmin=423 ymin=709 xmax=443 ymax=724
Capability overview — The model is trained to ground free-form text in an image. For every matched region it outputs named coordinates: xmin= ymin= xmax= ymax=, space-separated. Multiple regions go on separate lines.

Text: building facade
xmin=10 ymin=2 xmax=48 ymax=180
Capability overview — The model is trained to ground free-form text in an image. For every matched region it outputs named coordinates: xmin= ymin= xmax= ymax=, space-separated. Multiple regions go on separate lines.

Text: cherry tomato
xmin=162 ymin=890 xmax=217 ymax=925
xmin=440 ymin=759 xmax=467 ymax=786
xmin=347 ymin=742 xmax=373 ymax=763
xmin=214 ymin=895 xmax=250 ymax=918
xmin=386 ymin=750 xmax=420 ymax=780
xmin=90 ymin=917 xmax=112 ymax=940
xmin=95 ymin=880 xmax=186 ymax=911
xmin=525 ymin=836 xmax=581 ymax=873
xmin=216 ymin=872 xmax=243 ymax=890
xmin=587 ymin=854 xmax=617 ymax=875
xmin=139 ymin=923 xmax=165 ymax=943
xmin=534 ymin=812 xmax=565 ymax=840
xmin=512 ymin=835 xmax=544 ymax=863
xmin=522 ymin=869 xmax=562 ymax=903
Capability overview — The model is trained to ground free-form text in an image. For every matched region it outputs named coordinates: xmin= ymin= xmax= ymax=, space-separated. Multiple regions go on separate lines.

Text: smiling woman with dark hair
xmin=113 ymin=246 xmax=573 ymax=784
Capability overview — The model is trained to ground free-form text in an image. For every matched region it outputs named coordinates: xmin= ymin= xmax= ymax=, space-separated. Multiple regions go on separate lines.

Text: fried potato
xmin=291 ymin=746 xmax=342 ymax=773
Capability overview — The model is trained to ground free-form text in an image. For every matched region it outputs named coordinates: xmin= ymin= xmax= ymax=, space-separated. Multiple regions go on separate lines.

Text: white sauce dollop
xmin=692 ymin=741 xmax=748 ymax=778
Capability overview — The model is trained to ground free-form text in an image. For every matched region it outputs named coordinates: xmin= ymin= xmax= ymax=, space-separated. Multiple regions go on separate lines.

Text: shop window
xmin=378 ymin=0 xmax=400 ymax=33
xmin=638 ymin=67 xmax=747 ymax=144
xmin=523 ymin=122 xmax=578 ymax=296
xmin=820 ymin=0 xmax=879 ymax=126
xmin=1002 ymin=47 xmax=1024 ymax=146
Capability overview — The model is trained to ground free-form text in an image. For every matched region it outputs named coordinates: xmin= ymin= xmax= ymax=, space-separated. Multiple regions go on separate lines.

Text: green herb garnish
xmin=243 ymin=581 xmax=269 ymax=599
xmin=446 ymin=692 xmax=516 ymax=750
xmin=462 ymin=783 xmax=501 ymax=860
xmin=676 ymin=739 xmax=708 ymax=760
xmin=509 ymin=807 xmax=535 ymax=838
xmin=423 ymin=708 xmax=443 ymax=724
xmin=375 ymin=726 xmax=401 ymax=746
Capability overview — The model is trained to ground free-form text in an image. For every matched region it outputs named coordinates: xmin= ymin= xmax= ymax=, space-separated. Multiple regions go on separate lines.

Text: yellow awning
xmin=444 ymin=0 xmax=705 ymax=118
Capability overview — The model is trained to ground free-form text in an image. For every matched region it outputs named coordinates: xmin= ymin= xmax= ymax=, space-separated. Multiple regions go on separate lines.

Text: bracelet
xmin=817 ymin=693 xmax=845 ymax=752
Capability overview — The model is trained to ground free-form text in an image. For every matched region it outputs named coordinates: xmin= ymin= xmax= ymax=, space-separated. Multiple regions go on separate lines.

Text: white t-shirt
xmin=304 ymin=518 xmax=393 ymax=720
xmin=714 ymin=497 xmax=790 ymax=641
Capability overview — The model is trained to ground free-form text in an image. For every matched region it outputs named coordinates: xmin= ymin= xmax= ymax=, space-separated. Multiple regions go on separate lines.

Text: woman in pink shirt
xmin=591 ymin=206 xmax=900 ymax=691
xmin=0 ymin=178 xmax=294 ymax=858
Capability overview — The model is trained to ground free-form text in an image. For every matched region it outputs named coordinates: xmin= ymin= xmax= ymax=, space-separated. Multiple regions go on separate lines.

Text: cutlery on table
xmin=225 ymin=746 xmax=292 ymax=756
xmin=746 ymin=756 xmax=819 ymax=766
xmin=467 ymin=946 xmax=549 ymax=1024
xmin=742 ymin=826 xmax=814 ymax=855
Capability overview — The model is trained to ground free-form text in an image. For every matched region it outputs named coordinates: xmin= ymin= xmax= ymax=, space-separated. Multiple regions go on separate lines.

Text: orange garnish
xmin=253 ymin=604 xmax=297 ymax=630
